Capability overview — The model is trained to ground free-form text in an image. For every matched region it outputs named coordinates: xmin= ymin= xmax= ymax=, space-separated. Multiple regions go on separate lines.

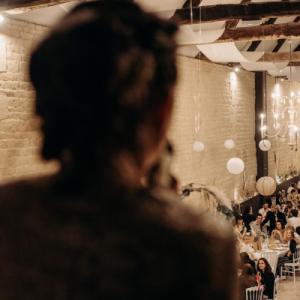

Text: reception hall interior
xmin=1 ymin=0 xmax=300 ymax=299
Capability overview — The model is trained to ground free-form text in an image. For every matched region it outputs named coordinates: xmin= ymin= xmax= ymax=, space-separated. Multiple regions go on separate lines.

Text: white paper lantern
xmin=226 ymin=157 xmax=245 ymax=175
xmin=259 ymin=139 xmax=271 ymax=151
xmin=224 ymin=139 xmax=235 ymax=150
xmin=193 ymin=141 xmax=205 ymax=152
xmin=256 ymin=176 xmax=276 ymax=196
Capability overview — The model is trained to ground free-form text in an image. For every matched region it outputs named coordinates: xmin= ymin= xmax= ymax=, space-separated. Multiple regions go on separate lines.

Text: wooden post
xmin=255 ymin=72 xmax=268 ymax=180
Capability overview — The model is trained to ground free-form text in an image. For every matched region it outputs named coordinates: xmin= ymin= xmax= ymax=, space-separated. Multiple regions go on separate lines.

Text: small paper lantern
xmin=224 ymin=139 xmax=235 ymax=150
xmin=193 ymin=141 xmax=205 ymax=152
xmin=259 ymin=139 xmax=271 ymax=151
xmin=226 ymin=157 xmax=245 ymax=175
xmin=256 ymin=176 xmax=276 ymax=196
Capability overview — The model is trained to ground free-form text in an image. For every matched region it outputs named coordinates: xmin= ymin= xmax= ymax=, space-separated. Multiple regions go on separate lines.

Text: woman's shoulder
xmin=0 ymin=174 xmax=56 ymax=206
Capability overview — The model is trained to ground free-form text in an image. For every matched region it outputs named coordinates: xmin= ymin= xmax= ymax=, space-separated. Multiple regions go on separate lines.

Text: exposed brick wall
xmin=0 ymin=18 xmax=57 ymax=182
xmin=168 ymin=56 xmax=257 ymax=202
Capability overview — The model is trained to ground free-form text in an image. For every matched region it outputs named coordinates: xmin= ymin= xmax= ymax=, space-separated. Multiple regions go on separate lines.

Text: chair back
xmin=273 ymin=276 xmax=279 ymax=300
xmin=292 ymin=245 xmax=300 ymax=263
xmin=245 ymin=285 xmax=264 ymax=300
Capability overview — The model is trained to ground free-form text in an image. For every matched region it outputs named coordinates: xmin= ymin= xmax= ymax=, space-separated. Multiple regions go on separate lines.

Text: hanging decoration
xmin=226 ymin=157 xmax=245 ymax=175
xmin=224 ymin=139 xmax=235 ymax=150
xmin=258 ymin=139 xmax=271 ymax=151
xmin=193 ymin=141 xmax=205 ymax=152
xmin=256 ymin=176 xmax=276 ymax=196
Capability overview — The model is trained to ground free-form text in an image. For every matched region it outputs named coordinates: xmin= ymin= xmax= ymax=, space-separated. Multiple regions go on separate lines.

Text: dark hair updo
xmin=30 ymin=0 xmax=178 ymax=166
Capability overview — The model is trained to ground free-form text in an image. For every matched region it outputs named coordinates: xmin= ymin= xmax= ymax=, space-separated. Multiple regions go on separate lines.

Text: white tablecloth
xmin=258 ymin=248 xmax=288 ymax=273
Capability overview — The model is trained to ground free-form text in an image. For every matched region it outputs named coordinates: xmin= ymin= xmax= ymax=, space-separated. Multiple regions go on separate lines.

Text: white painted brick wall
xmin=0 ymin=17 xmax=57 ymax=182
xmin=169 ymin=56 xmax=257 ymax=202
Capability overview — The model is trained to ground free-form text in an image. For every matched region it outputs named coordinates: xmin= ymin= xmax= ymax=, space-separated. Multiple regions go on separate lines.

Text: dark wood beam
xmin=225 ymin=0 xmax=249 ymax=29
xmin=173 ymin=2 xmax=300 ymax=24
xmin=217 ymin=22 xmax=300 ymax=44
xmin=247 ymin=18 xmax=277 ymax=52
xmin=272 ymin=16 xmax=300 ymax=53
xmin=0 ymin=0 xmax=75 ymax=13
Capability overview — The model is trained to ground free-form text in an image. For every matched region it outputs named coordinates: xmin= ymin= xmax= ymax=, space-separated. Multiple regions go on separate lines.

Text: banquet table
xmin=256 ymin=246 xmax=288 ymax=273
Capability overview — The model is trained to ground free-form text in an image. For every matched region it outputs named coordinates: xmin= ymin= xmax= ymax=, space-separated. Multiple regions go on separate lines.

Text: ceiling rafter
xmin=216 ymin=22 xmax=300 ymax=44
xmin=172 ymin=2 xmax=300 ymax=25
xmin=225 ymin=0 xmax=249 ymax=30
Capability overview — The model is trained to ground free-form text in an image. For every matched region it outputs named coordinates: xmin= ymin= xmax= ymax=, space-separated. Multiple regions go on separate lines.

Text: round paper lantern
xmin=224 ymin=139 xmax=235 ymax=150
xmin=193 ymin=141 xmax=205 ymax=152
xmin=256 ymin=176 xmax=276 ymax=196
xmin=259 ymin=139 xmax=271 ymax=151
xmin=226 ymin=157 xmax=245 ymax=175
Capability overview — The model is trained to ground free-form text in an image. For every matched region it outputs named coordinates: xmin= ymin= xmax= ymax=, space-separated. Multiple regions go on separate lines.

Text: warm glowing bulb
xmin=291 ymin=91 xmax=295 ymax=97
xmin=0 ymin=15 xmax=4 ymax=24
xmin=234 ymin=66 xmax=240 ymax=72
xmin=260 ymin=113 xmax=265 ymax=119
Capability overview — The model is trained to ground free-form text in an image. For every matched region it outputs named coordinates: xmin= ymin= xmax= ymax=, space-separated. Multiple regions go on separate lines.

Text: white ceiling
xmin=5 ymin=0 xmax=300 ymax=81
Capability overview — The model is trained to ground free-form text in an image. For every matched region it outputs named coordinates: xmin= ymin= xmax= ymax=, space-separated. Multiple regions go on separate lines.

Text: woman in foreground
xmin=0 ymin=1 xmax=237 ymax=299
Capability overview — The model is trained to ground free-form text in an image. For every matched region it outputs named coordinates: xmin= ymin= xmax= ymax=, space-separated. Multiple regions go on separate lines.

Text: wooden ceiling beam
xmin=0 ymin=0 xmax=76 ymax=13
xmin=216 ymin=22 xmax=300 ymax=44
xmin=173 ymin=2 xmax=300 ymax=25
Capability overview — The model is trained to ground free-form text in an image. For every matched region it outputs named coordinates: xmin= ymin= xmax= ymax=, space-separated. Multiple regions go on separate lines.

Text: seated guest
xmin=234 ymin=216 xmax=247 ymax=240
xmin=240 ymin=252 xmax=256 ymax=274
xmin=287 ymin=209 xmax=300 ymax=230
xmin=270 ymin=220 xmax=284 ymax=243
xmin=276 ymin=205 xmax=287 ymax=226
xmin=239 ymin=264 xmax=257 ymax=300
xmin=250 ymin=214 xmax=264 ymax=238
xmin=261 ymin=204 xmax=277 ymax=235
xmin=283 ymin=225 xmax=300 ymax=243
xmin=287 ymin=189 xmax=298 ymax=207
xmin=285 ymin=201 xmax=293 ymax=218
xmin=277 ymin=229 xmax=297 ymax=275
xmin=242 ymin=206 xmax=255 ymax=232
xmin=256 ymin=258 xmax=275 ymax=300
xmin=259 ymin=203 xmax=269 ymax=219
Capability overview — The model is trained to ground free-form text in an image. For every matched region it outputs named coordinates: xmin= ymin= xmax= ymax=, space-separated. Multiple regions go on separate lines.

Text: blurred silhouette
xmin=0 ymin=1 xmax=237 ymax=299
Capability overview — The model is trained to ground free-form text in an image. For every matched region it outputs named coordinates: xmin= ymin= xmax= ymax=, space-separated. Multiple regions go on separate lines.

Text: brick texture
xmin=0 ymin=18 xmax=57 ymax=182
xmin=169 ymin=57 xmax=257 ymax=202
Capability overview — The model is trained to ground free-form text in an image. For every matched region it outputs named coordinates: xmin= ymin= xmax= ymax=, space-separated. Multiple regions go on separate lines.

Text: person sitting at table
xmin=270 ymin=220 xmax=284 ymax=243
xmin=256 ymin=258 xmax=275 ymax=300
xmin=284 ymin=201 xmax=293 ymax=218
xmin=287 ymin=189 xmax=298 ymax=207
xmin=276 ymin=228 xmax=297 ymax=276
xmin=234 ymin=216 xmax=247 ymax=240
xmin=259 ymin=203 xmax=270 ymax=219
xmin=239 ymin=263 xmax=257 ymax=300
xmin=243 ymin=206 xmax=255 ymax=232
xmin=276 ymin=205 xmax=287 ymax=226
xmin=261 ymin=204 xmax=277 ymax=235
xmin=250 ymin=214 xmax=264 ymax=237
xmin=287 ymin=208 xmax=300 ymax=230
